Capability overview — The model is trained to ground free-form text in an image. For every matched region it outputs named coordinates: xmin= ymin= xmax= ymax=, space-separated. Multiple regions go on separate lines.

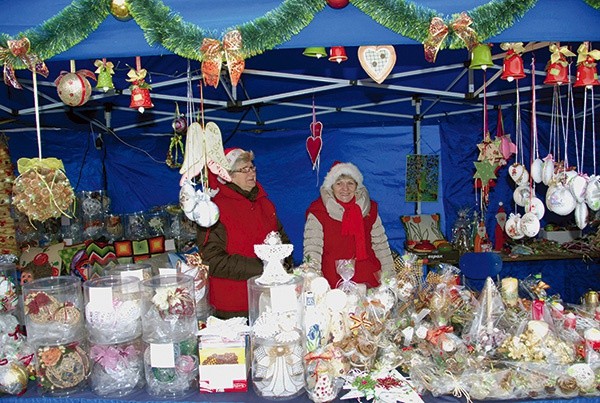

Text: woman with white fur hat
xmin=303 ymin=161 xmax=394 ymax=289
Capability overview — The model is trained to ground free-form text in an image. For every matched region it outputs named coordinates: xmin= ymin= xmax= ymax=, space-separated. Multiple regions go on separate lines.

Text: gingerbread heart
xmin=358 ymin=45 xmax=396 ymax=84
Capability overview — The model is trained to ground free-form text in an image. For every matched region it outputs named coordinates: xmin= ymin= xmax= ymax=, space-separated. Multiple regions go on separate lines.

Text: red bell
xmin=501 ymin=50 xmax=526 ymax=81
xmin=574 ymin=58 xmax=600 ymax=88
xmin=129 ymin=86 xmax=154 ymax=113
xmin=544 ymin=61 xmax=570 ymax=85
xmin=329 ymin=46 xmax=348 ymax=63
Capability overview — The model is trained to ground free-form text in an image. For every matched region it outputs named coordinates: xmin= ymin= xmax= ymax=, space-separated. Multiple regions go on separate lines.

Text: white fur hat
xmin=322 ymin=161 xmax=364 ymax=189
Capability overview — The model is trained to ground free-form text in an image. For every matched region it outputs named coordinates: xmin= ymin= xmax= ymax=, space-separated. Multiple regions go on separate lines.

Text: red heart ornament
xmin=306 ymin=135 xmax=322 ymax=167
xmin=310 ymin=121 xmax=323 ymax=138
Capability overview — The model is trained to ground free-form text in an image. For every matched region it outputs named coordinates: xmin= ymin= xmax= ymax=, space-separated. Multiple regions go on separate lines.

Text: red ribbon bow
xmin=426 ymin=325 xmax=454 ymax=345
xmin=0 ymin=37 xmax=49 ymax=89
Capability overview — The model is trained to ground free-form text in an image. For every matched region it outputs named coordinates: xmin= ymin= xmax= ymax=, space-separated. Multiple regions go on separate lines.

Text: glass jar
xmin=140 ymin=274 xmax=197 ymax=343
xmin=83 ymin=275 xmax=142 ymax=344
xmin=89 ymin=338 xmax=145 ymax=397
xmin=106 ymin=263 xmax=153 ymax=282
xmin=22 ymin=276 xmax=85 ymax=345
xmin=146 ymin=211 xmax=168 ymax=237
xmin=248 ymin=275 xmax=305 ymax=400
xmin=125 ymin=211 xmax=148 ymax=240
xmin=143 ymin=336 xmax=198 ymax=398
xmin=105 ymin=213 xmax=124 ymax=242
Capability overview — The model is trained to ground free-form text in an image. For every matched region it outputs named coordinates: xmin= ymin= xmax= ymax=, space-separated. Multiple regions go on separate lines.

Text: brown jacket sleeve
xmin=197 ymin=219 xmax=294 ymax=281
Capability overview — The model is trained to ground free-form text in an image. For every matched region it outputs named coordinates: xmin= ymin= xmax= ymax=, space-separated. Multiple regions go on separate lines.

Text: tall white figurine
xmin=254 ymin=231 xmax=294 ymax=285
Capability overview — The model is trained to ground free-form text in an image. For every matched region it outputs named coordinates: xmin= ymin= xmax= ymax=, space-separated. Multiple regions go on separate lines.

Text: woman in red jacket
xmin=198 ymin=148 xmax=293 ymax=319
xmin=303 ymin=162 xmax=394 ymax=289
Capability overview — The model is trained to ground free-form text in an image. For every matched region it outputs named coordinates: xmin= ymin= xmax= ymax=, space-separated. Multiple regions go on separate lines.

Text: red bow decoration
xmin=0 ymin=37 xmax=49 ymax=89
xmin=424 ymin=12 xmax=478 ymax=63
xmin=425 ymin=325 xmax=454 ymax=346
xmin=200 ymin=30 xmax=245 ymax=88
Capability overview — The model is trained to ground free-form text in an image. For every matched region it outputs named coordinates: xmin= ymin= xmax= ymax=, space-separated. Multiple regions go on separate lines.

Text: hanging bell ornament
xmin=127 ymin=57 xmax=153 ymax=113
xmin=469 ymin=44 xmax=494 ymax=70
xmin=574 ymin=42 xmax=600 ymax=88
xmin=94 ymin=59 xmax=115 ymax=92
xmin=544 ymin=43 xmax=575 ymax=85
xmin=500 ymin=43 xmax=526 ymax=81
xmin=110 ymin=0 xmax=132 ymax=21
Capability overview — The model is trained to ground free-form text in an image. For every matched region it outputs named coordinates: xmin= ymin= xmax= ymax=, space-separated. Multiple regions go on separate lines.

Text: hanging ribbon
xmin=549 ymin=43 xmax=576 ymax=65
xmin=0 ymin=37 xmax=49 ymax=89
xmin=577 ymin=42 xmax=600 ymax=66
xmin=166 ymin=103 xmax=185 ymax=168
xmin=424 ymin=12 xmax=478 ymax=63
xmin=200 ymin=30 xmax=245 ymax=88
xmin=94 ymin=59 xmax=114 ymax=75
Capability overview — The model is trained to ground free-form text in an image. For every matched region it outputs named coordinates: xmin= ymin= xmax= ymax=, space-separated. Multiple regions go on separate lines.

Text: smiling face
xmin=229 ymin=151 xmax=257 ymax=192
xmin=332 ymin=175 xmax=357 ymax=203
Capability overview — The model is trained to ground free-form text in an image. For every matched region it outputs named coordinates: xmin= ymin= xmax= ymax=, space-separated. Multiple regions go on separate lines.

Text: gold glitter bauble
xmin=110 ymin=0 xmax=132 ymax=21
xmin=0 ymin=361 xmax=29 ymax=395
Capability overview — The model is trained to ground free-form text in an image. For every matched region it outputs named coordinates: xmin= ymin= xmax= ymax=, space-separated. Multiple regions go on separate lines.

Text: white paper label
xmin=88 ymin=287 xmax=113 ymax=312
xmin=150 ymin=343 xmax=175 ymax=368
xmin=159 ymin=267 xmax=177 ymax=276
xmin=270 ymin=284 xmax=296 ymax=313
xmin=120 ymin=269 xmax=143 ymax=281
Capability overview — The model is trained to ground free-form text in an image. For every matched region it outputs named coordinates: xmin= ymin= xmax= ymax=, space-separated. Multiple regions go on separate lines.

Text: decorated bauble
xmin=172 ymin=116 xmax=187 ymax=134
xmin=191 ymin=191 xmax=220 ymax=228
xmin=508 ymin=163 xmax=529 ymax=186
xmin=575 ymin=202 xmax=589 ymax=230
xmin=110 ymin=0 xmax=132 ymax=21
xmin=179 ymin=182 xmax=196 ymax=214
xmin=524 ymin=196 xmax=545 ymax=220
xmin=530 ymin=158 xmax=543 ymax=183
xmin=521 ymin=212 xmax=540 ymax=238
xmin=542 ymin=155 xmax=555 ymax=186
xmin=55 ymin=71 xmax=95 ymax=107
xmin=569 ymin=174 xmax=588 ymax=203
xmin=586 ymin=175 xmax=600 ymax=211
xmin=546 ymin=182 xmax=576 ymax=216
xmin=505 ymin=213 xmax=524 ymax=240
xmin=513 ymin=185 xmax=531 ymax=207
xmin=326 ymin=0 xmax=350 ymax=9
xmin=567 ymin=363 xmax=595 ymax=390
xmin=0 ymin=361 xmax=29 ymax=395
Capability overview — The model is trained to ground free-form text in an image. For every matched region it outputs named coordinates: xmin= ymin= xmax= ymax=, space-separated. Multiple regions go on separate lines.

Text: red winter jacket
xmin=306 ymin=197 xmax=381 ymax=288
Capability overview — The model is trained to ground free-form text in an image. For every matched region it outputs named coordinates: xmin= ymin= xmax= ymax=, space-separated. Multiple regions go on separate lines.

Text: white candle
xmin=501 ymin=277 xmax=519 ymax=306
xmin=527 ymin=320 xmax=549 ymax=340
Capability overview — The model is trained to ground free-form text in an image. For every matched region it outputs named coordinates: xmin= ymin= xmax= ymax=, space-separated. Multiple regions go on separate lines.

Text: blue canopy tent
xmin=1 ymin=0 xmax=600 ymax=265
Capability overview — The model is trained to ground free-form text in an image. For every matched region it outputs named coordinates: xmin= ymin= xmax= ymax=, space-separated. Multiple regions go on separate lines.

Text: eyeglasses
xmin=232 ymin=165 xmax=257 ymax=174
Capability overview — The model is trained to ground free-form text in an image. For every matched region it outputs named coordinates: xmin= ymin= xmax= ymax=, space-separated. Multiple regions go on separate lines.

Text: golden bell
xmin=95 ymin=70 xmax=115 ymax=92
xmin=110 ymin=0 xmax=132 ymax=21
xmin=303 ymin=47 xmax=328 ymax=59
xmin=470 ymin=44 xmax=494 ymax=70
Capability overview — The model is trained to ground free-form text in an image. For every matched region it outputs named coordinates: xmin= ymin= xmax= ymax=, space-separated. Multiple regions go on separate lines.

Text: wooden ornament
xmin=357 ymin=46 xmax=396 ymax=84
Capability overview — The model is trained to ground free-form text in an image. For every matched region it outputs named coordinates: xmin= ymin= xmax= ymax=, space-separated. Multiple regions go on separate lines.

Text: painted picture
xmin=405 ymin=154 xmax=439 ymax=202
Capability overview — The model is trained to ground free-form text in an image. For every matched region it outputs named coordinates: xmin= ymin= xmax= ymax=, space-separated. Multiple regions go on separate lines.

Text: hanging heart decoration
xmin=358 ymin=45 xmax=396 ymax=84
xmin=306 ymin=121 xmax=323 ymax=168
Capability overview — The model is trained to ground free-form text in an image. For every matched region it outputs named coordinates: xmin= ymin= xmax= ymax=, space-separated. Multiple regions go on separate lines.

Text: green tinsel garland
xmin=351 ymin=0 xmax=539 ymax=50
xmin=1 ymin=0 xmax=109 ymax=69
xmin=584 ymin=0 xmax=600 ymax=8
xmin=1 ymin=0 xmax=597 ymax=68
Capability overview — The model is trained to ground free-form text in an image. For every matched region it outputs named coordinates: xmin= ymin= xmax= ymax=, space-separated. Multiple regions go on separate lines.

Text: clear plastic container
xmin=143 ymin=336 xmax=198 ymax=398
xmin=83 ymin=275 xmax=142 ymax=344
xmin=105 ymin=213 xmax=124 ymax=242
xmin=146 ymin=211 xmax=167 ymax=237
xmin=35 ymin=337 xmax=90 ymax=396
xmin=89 ymin=337 xmax=145 ymax=397
xmin=140 ymin=274 xmax=197 ymax=343
xmin=125 ymin=211 xmax=148 ymax=240
xmin=106 ymin=263 xmax=154 ymax=282
xmin=22 ymin=276 xmax=85 ymax=344
xmin=248 ymin=275 xmax=305 ymax=400
xmin=0 ymin=263 xmax=19 ymax=314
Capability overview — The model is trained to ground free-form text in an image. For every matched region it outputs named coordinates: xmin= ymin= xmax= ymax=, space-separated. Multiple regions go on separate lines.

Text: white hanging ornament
xmin=546 ymin=182 xmax=576 ymax=216
xmin=179 ymin=181 xmax=196 ymax=214
xmin=521 ymin=212 xmax=541 ymax=238
xmin=542 ymin=154 xmax=555 ymax=186
xmin=513 ymin=185 xmax=531 ymax=207
xmin=191 ymin=190 xmax=220 ymax=227
xmin=530 ymin=158 xmax=544 ymax=183
xmin=569 ymin=174 xmax=588 ymax=203
xmin=575 ymin=202 xmax=589 ymax=230
xmin=586 ymin=175 xmax=600 ymax=211
xmin=508 ymin=163 xmax=529 ymax=186
xmin=505 ymin=213 xmax=524 ymax=240
xmin=524 ymin=196 xmax=545 ymax=220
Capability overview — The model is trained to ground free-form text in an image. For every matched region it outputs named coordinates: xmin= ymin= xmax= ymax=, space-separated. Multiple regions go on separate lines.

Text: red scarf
xmin=338 ymin=197 xmax=367 ymax=260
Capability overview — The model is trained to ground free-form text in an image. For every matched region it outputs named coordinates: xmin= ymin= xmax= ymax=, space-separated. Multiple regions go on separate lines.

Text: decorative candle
xmin=501 ymin=277 xmax=518 ymax=306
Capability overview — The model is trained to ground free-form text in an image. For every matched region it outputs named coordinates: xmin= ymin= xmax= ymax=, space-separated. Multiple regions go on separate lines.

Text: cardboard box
xmin=539 ymin=229 xmax=582 ymax=244
xmin=198 ymin=335 xmax=248 ymax=393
